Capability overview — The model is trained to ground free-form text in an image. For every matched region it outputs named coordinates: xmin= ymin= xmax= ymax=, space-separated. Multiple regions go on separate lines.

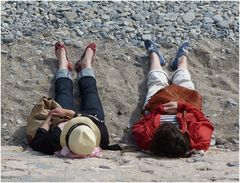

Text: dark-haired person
xmin=132 ymin=40 xmax=214 ymax=158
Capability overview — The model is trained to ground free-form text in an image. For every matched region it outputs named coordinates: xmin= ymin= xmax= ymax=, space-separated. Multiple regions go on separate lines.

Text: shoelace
xmin=182 ymin=47 xmax=188 ymax=55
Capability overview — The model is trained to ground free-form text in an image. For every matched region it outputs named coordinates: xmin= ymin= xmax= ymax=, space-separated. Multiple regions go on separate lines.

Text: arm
xmin=177 ymin=101 xmax=214 ymax=150
xmin=31 ymin=114 xmax=62 ymax=155
xmin=39 ymin=114 xmax=52 ymax=131
xmin=49 ymin=108 xmax=76 ymax=119
xmin=177 ymin=101 xmax=207 ymax=121
xmin=132 ymin=114 xmax=160 ymax=150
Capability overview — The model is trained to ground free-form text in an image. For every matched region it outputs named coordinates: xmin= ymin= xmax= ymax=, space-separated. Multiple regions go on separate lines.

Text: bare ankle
xmin=178 ymin=55 xmax=187 ymax=63
xmin=80 ymin=60 xmax=92 ymax=69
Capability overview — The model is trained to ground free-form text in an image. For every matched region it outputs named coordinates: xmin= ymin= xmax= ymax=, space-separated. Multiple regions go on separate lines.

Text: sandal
xmin=55 ymin=41 xmax=73 ymax=71
xmin=75 ymin=43 xmax=96 ymax=72
xmin=170 ymin=41 xmax=189 ymax=71
xmin=144 ymin=39 xmax=166 ymax=66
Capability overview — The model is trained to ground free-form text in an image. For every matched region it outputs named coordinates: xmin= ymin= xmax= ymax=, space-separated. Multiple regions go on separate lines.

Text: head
xmin=60 ymin=117 xmax=101 ymax=155
xmin=149 ymin=123 xmax=190 ymax=158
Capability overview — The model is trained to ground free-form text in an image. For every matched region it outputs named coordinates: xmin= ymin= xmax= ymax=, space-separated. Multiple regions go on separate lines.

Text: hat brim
xmin=60 ymin=116 xmax=101 ymax=149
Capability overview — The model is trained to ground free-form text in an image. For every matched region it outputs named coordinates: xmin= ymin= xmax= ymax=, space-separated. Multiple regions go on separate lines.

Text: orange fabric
xmin=145 ymin=84 xmax=202 ymax=111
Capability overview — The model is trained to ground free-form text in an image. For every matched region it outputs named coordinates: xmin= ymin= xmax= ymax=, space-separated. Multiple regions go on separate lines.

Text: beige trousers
xmin=143 ymin=69 xmax=195 ymax=107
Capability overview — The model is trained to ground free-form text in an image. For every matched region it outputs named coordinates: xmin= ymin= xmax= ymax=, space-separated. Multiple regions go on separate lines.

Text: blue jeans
xmin=55 ymin=76 xmax=105 ymax=122
xmin=30 ymin=69 xmax=109 ymax=155
xmin=55 ymin=69 xmax=109 ymax=149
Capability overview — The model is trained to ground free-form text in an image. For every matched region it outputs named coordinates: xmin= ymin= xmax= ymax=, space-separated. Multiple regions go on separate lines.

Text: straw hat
xmin=60 ymin=116 xmax=101 ymax=155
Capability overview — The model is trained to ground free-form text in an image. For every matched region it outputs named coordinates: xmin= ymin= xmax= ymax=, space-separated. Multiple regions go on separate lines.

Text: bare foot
xmin=55 ymin=43 xmax=69 ymax=70
xmin=76 ymin=47 xmax=94 ymax=70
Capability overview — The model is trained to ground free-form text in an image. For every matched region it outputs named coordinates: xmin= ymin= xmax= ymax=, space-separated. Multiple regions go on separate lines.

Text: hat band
xmin=65 ymin=123 xmax=91 ymax=149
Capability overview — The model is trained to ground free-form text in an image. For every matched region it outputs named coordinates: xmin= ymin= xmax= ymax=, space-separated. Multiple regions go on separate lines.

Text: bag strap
xmin=105 ymin=144 xmax=123 ymax=151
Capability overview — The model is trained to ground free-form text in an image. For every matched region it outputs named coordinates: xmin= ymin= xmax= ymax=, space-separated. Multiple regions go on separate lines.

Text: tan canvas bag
xmin=26 ymin=97 xmax=65 ymax=144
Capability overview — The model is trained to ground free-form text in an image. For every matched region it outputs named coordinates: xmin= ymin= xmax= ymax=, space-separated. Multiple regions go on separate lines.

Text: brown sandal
xmin=75 ymin=43 xmax=96 ymax=72
xmin=55 ymin=41 xmax=73 ymax=71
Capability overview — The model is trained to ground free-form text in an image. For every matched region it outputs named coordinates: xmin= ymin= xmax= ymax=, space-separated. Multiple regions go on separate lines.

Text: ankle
xmin=177 ymin=58 xmax=188 ymax=70
xmin=80 ymin=61 xmax=92 ymax=69
xmin=178 ymin=55 xmax=187 ymax=63
xmin=149 ymin=52 xmax=159 ymax=62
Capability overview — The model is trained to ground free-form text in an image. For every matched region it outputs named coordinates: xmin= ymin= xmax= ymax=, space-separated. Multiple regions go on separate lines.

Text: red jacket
xmin=132 ymin=101 xmax=214 ymax=151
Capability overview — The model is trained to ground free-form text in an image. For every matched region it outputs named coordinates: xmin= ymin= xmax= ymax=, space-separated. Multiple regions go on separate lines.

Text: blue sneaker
xmin=144 ymin=39 xmax=166 ymax=66
xmin=170 ymin=41 xmax=189 ymax=71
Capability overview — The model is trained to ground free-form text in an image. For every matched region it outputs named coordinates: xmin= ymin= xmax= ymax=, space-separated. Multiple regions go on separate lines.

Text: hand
xmin=40 ymin=113 xmax=53 ymax=131
xmin=48 ymin=108 xmax=75 ymax=118
xmin=49 ymin=108 xmax=67 ymax=118
xmin=163 ymin=101 xmax=178 ymax=114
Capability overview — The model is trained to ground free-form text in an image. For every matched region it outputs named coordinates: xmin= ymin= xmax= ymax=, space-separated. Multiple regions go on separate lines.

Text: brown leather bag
xmin=144 ymin=84 xmax=202 ymax=111
xmin=26 ymin=97 xmax=65 ymax=144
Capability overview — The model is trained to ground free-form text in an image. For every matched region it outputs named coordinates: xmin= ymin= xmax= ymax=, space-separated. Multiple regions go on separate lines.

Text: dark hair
xmin=149 ymin=123 xmax=190 ymax=158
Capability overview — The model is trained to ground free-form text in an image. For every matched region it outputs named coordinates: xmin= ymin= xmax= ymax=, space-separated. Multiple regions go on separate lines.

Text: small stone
xmin=63 ymin=39 xmax=73 ymax=46
xmin=218 ymin=21 xmax=229 ymax=28
xmin=16 ymin=119 xmax=22 ymax=124
xmin=189 ymin=29 xmax=201 ymax=39
xmin=3 ymin=136 xmax=11 ymax=141
xmin=35 ymin=50 xmax=42 ymax=55
xmin=1 ymin=50 xmax=8 ymax=54
xmin=37 ymin=79 xmax=48 ymax=85
xmin=102 ymin=14 xmax=110 ymax=20
xmin=230 ymin=138 xmax=239 ymax=145
xmin=225 ymin=98 xmax=238 ymax=107
xmin=142 ymin=34 xmax=151 ymax=40
xmin=41 ymin=41 xmax=51 ymax=46
xmin=210 ymin=138 xmax=216 ymax=146
xmin=73 ymin=41 xmax=83 ymax=48
xmin=63 ymin=11 xmax=77 ymax=23
xmin=159 ymin=40 xmax=172 ymax=49
xmin=117 ymin=111 xmax=123 ymax=115
xmin=89 ymin=28 xmax=98 ymax=33
xmin=125 ymin=27 xmax=135 ymax=33
xmin=111 ymin=133 xmax=117 ymax=138
xmin=203 ymin=17 xmax=214 ymax=23
xmin=132 ymin=14 xmax=143 ymax=21
xmin=217 ymin=145 xmax=225 ymax=149
xmin=182 ymin=12 xmax=195 ymax=23
xmin=196 ymin=167 xmax=213 ymax=171
xmin=16 ymin=31 xmax=23 ymax=37
xmin=212 ymin=14 xmax=223 ymax=23
xmin=99 ymin=165 xmax=111 ymax=169
xmin=204 ymin=11 xmax=214 ymax=18
xmin=226 ymin=161 xmax=239 ymax=167
xmin=48 ymin=74 xmax=54 ymax=80
xmin=109 ymin=35 xmax=115 ymax=40
xmin=133 ymin=62 xmax=142 ymax=67
xmin=20 ymin=63 xmax=29 ymax=68
xmin=225 ymin=48 xmax=231 ymax=54
xmin=3 ymin=35 xmax=14 ymax=43
xmin=49 ymin=14 xmax=56 ymax=21
xmin=113 ymin=137 xmax=121 ymax=142
xmin=216 ymin=137 xmax=226 ymax=145
xmin=186 ymin=158 xmax=195 ymax=163
xmin=74 ymin=28 xmax=84 ymax=36
xmin=192 ymin=157 xmax=205 ymax=162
